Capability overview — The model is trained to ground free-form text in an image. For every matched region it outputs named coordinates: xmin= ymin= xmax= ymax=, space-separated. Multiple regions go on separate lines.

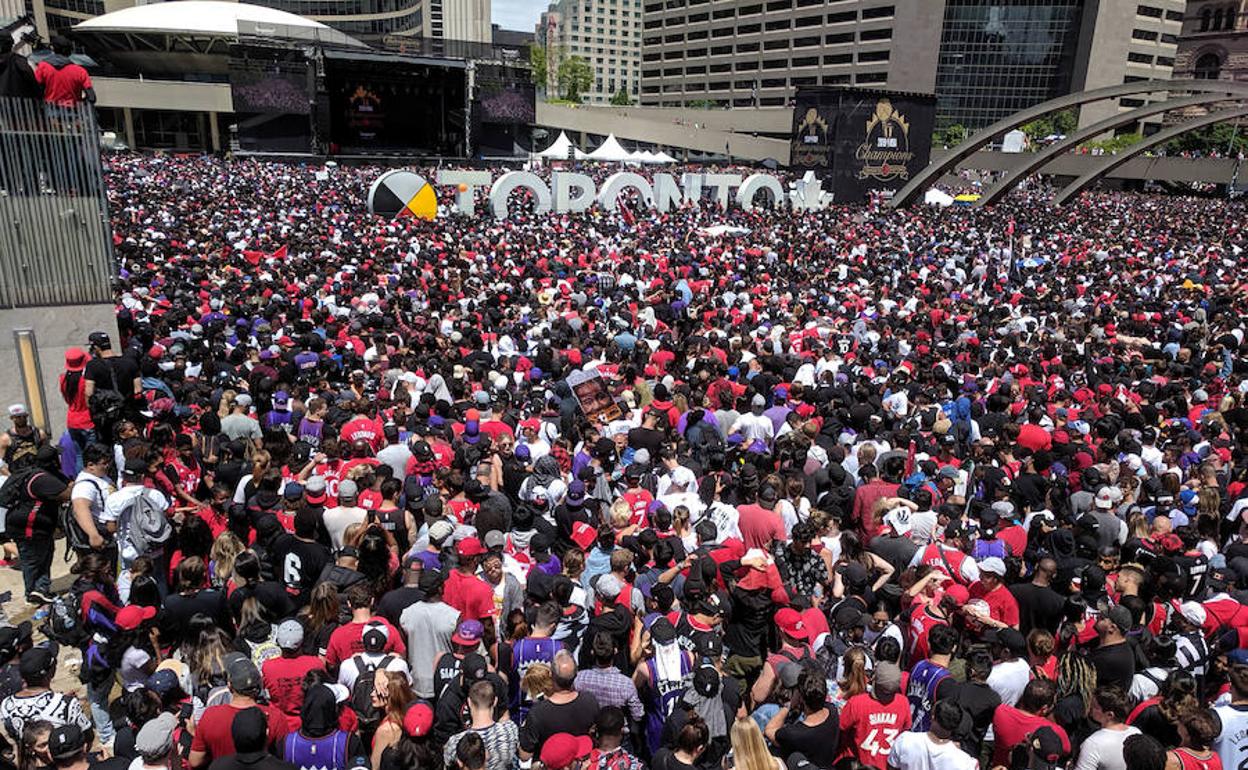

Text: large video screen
xmin=325 ymin=56 xmax=468 ymax=155
xmin=230 ymin=61 xmax=311 ymax=115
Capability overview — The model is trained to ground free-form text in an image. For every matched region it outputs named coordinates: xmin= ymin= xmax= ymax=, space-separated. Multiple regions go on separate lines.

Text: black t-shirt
xmin=628 ymin=427 xmax=666 ymax=457
xmin=775 ymin=707 xmax=841 ymax=768
xmin=517 ymin=692 xmax=601 ymax=755
xmin=375 ymin=586 xmax=424 ymax=630
xmin=950 ymin=680 xmax=1000 ymax=752
xmin=1088 ymin=641 xmax=1136 ymax=691
xmin=651 ymin=748 xmax=698 ymax=770
xmin=273 ymin=536 xmax=332 ymax=599
xmin=84 ymin=355 xmax=140 ymax=398
xmin=1009 ymin=582 xmax=1066 ymax=635
xmin=163 ymin=589 xmax=232 ymax=642
xmin=5 ymin=472 xmax=68 ymax=535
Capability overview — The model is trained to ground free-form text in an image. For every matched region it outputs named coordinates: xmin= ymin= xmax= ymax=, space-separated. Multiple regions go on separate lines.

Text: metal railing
xmin=0 ymin=96 xmax=115 ymax=308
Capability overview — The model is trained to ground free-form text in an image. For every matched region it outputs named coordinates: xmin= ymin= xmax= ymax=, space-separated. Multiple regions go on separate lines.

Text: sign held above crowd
xmin=366 ymin=169 xmax=833 ymax=220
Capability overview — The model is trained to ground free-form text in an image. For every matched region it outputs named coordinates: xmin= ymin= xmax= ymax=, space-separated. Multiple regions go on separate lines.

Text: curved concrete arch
xmin=975 ymin=92 xmax=1242 ymax=207
xmin=1052 ymin=106 xmax=1248 ymax=205
xmin=888 ymin=78 xmax=1248 ymax=208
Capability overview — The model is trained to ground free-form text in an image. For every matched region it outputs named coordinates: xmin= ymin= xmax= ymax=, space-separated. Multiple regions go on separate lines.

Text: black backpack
xmin=42 ymin=589 xmax=89 ymax=648
xmin=350 ymin=654 xmax=395 ymax=738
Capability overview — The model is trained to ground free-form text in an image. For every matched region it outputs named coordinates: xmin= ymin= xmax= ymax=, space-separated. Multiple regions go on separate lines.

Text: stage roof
xmin=76 ymin=1 xmax=364 ymax=46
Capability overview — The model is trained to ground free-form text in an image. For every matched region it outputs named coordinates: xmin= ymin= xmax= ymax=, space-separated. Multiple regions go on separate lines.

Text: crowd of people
xmin=0 ymin=152 xmax=1246 ymax=770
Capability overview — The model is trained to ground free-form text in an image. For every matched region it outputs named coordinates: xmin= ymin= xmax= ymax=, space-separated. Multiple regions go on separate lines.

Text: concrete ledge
xmin=0 ymin=304 xmax=117 ymax=439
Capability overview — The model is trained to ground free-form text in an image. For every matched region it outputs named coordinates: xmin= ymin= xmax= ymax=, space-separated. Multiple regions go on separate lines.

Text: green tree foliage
xmin=529 ymin=44 xmax=548 ymax=92
xmin=1020 ymin=108 xmax=1079 ymax=142
xmin=610 ymin=88 xmax=632 ymax=106
xmin=935 ymin=123 xmax=967 ymax=147
xmin=1165 ymin=122 xmax=1248 ymax=156
xmin=558 ymin=56 xmax=593 ymax=102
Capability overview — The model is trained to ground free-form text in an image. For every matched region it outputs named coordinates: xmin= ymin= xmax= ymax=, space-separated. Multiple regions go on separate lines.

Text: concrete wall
xmin=944 ymin=148 xmax=1240 ymax=184
xmin=0 ymin=304 xmax=116 ymax=440
xmin=888 ymin=0 xmax=946 ymax=95
xmin=93 ymin=78 xmax=233 ymax=113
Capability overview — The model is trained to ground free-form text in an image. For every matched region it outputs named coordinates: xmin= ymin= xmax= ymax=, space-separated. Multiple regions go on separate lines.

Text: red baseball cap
xmin=570 ymin=522 xmax=597 ymax=552
xmin=403 ymin=703 xmax=433 ymax=737
xmin=540 ymin=734 xmax=593 ymax=770
xmin=774 ymin=607 xmax=809 ymax=640
xmin=944 ymin=584 xmax=971 ymax=604
xmin=116 ymin=604 xmax=157 ymax=631
xmin=456 ymin=537 xmax=487 ymax=558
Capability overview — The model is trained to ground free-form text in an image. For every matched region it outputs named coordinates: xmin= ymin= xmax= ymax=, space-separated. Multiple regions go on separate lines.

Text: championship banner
xmin=567 ymin=368 xmax=622 ymax=423
xmin=790 ymin=86 xmax=936 ymax=205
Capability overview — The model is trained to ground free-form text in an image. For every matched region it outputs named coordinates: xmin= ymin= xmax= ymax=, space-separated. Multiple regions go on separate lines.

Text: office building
xmin=639 ymin=0 xmax=1185 ymax=132
xmin=538 ymin=0 xmax=642 ymax=104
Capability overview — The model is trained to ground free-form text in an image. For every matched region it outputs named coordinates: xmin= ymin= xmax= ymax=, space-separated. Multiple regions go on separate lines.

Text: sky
xmin=493 ymin=0 xmax=544 ymax=32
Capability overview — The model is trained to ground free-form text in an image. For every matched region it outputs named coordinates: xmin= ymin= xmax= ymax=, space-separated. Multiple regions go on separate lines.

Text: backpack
xmin=350 ymin=653 xmax=394 ymax=733
xmin=42 ymin=589 xmax=89 ymax=647
xmin=0 ymin=467 xmax=49 ymax=534
xmin=245 ymin=634 xmax=282 ymax=669
xmin=119 ymin=491 xmax=171 ymax=556
xmin=86 ymin=361 xmax=126 ymax=429
xmin=60 ymin=477 xmax=107 ymax=557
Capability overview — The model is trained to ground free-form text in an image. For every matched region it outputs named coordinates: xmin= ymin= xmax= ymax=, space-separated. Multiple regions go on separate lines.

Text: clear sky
xmin=493 ymin=0 xmax=544 ymax=31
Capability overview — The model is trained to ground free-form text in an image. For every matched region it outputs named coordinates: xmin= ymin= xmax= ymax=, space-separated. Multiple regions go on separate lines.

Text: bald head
xmin=552 ymin=649 xmax=577 ymax=691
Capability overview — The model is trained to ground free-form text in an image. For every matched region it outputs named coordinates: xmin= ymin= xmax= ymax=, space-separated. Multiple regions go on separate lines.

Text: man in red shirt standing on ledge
xmin=34 ymin=37 xmax=94 ymax=107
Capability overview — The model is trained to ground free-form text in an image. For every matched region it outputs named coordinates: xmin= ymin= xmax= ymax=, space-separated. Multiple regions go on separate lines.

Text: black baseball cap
xmin=48 ymin=724 xmax=84 ymax=761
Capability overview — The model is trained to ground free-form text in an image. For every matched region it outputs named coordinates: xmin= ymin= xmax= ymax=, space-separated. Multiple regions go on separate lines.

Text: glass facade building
xmin=933 ymin=0 xmax=1085 ymax=129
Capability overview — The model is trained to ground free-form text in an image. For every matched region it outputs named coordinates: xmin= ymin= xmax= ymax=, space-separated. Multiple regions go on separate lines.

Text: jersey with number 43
xmin=839 ymin=691 xmax=913 ymax=770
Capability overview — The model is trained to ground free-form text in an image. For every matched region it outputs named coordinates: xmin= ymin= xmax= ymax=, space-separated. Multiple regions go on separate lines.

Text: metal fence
xmin=0 ymin=96 xmax=115 ymax=308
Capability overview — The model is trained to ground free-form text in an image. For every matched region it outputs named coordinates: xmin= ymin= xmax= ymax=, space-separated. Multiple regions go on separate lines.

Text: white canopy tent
xmin=586 ymin=134 xmax=632 ymax=162
xmin=536 ymin=131 xmax=588 ymax=160
xmin=651 ymin=151 xmax=678 ymax=164
xmin=924 ymin=188 xmax=955 ymax=207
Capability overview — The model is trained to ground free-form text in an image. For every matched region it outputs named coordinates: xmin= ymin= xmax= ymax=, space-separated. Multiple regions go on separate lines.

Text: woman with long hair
xmin=377 ymin=703 xmax=439 ymax=770
xmin=370 ymin=670 xmax=414 ymax=770
xmin=185 ymin=626 xmax=234 ymax=701
xmin=730 ymin=716 xmax=785 ymax=770
xmin=59 ymin=347 xmax=93 ymax=461
xmin=208 ymin=531 xmax=244 ymax=590
xmin=837 ymin=647 xmax=870 ymax=706
xmin=1132 ymin=670 xmax=1200 ymax=749
xmin=299 ymin=583 xmax=342 ymax=657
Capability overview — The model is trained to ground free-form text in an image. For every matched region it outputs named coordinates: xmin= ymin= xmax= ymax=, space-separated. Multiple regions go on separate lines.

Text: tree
xmin=1020 ymin=108 xmax=1079 ymax=143
xmin=610 ymin=88 xmax=632 ymax=106
xmin=935 ymin=123 xmax=967 ymax=147
xmin=529 ymin=44 xmax=548 ymax=94
xmin=1165 ymin=122 xmax=1248 ymax=156
xmin=1081 ymin=132 xmax=1143 ymax=154
xmin=558 ymin=56 xmax=593 ymax=102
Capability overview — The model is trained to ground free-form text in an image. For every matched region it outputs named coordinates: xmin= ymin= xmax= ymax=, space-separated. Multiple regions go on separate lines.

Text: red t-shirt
xmin=1017 ymin=423 xmax=1052 ymax=453
xmin=621 ymin=489 xmax=653 ymax=527
xmin=35 ymin=61 xmax=92 ymax=106
xmin=262 ymin=655 xmax=325 ymax=720
xmin=444 ymin=568 xmax=496 ymax=622
xmin=838 ymin=692 xmax=911 ymax=769
xmin=997 ymin=524 xmax=1027 ymax=558
xmin=190 ymin=702 xmax=289 ymax=760
xmin=970 ymin=581 xmax=1021 ymax=627
xmin=324 ymin=618 xmax=407 ymax=668
xmin=737 ymin=503 xmax=786 ymax=550
xmin=991 ymin=705 xmax=1070 ymax=766
xmin=339 ymin=417 xmax=383 ymax=451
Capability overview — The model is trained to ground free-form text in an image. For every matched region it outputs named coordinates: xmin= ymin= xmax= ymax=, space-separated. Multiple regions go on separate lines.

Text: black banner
xmin=791 ymin=86 xmax=935 ymax=204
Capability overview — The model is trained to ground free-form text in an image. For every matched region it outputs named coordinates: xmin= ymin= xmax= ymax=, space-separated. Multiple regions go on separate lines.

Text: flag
xmin=241 ymin=244 xmax=288 ymax=266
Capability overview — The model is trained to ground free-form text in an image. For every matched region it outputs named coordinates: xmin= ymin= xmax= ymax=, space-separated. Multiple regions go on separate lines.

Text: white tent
xmin=536 ymin=131 xmax=585 ymax=160
xmin=924 ymin=188 xmax=955 ymax=207
xmin=651 ymin=151 xmax=677 ymax=164
xmin=633 ymin=150 xmax=657 ymax=163
xmin=587 ymin=134 xmax=632 ymax=162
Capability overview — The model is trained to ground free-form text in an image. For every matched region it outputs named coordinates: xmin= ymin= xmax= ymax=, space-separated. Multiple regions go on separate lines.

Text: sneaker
xmin=27 ymin=590 xmax=54 ymax=606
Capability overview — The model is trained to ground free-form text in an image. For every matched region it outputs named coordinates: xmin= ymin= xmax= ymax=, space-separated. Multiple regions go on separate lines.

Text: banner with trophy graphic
xmin=790 ymin=86 xmax=936 ymax=204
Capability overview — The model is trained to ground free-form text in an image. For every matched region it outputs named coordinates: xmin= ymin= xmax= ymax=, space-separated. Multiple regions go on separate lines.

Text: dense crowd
xmin=1 ymin=153 xmax=1247 ymax=770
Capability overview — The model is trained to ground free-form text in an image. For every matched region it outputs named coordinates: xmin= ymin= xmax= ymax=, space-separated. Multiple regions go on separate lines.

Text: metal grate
xmin=0 ymin=96 xmax=115 ymax=308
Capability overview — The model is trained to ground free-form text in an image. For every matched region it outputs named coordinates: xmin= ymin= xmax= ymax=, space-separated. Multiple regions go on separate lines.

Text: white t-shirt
xmin=987 ymin=658 xmax=1031 ymax=707
xmin=1073 ymin=726 xmax=1140 ymax=770
xmin=887 ymin=731 xmax=977 ymax=770
xmin=71 ymin=471 xmax=114 ymax=525
xmin=324 ymin=505 xmax=367 ymax=551
xmin=102 ymin=485 xmax=171 ymax=561
xmin=337 ymin=651 xmax=411 ymax=691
